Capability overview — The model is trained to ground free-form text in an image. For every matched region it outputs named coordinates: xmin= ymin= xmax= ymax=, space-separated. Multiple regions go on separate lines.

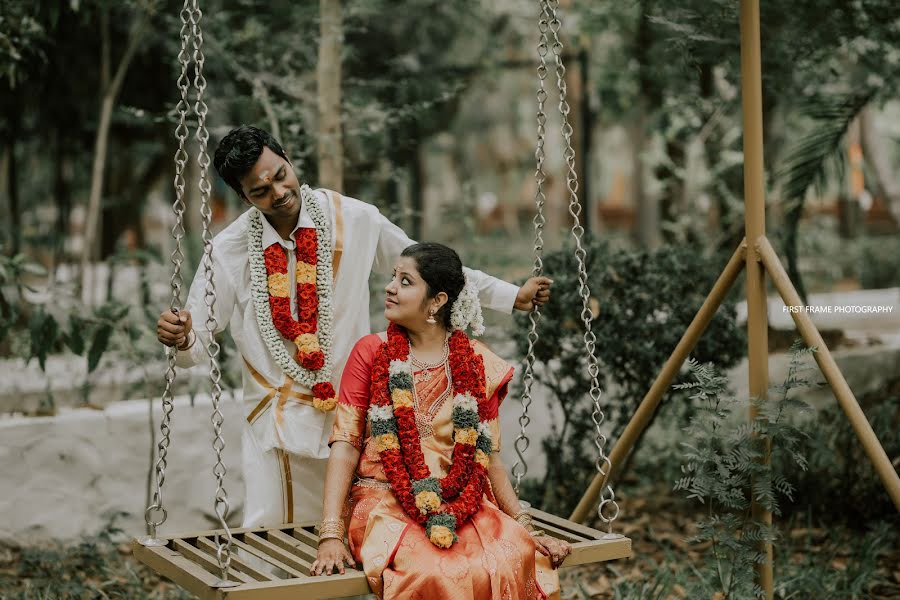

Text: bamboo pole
xmin=739 ymin=1 xmax=773 ymax=597
xmin=757 ymin=236 xmax=900 ymax=510
xmin=569 ymin=242 xmax=747 ymax=523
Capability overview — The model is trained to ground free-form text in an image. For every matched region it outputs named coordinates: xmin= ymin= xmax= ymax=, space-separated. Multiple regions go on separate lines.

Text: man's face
xmin=238 ymin=146 xmax=301 ymax=221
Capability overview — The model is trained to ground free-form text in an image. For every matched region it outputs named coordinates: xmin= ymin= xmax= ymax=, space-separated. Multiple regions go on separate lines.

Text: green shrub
xmin=856 ymin=235 xmax=900 ymax=290
xmin=0 ymin=516 xmax=193 ymax=599
xmin=671 ymin=347 xmax=815 ymax=599
xmin=511 ymin=239 xmax=746 ymax=515
xmin=787 ymin=395 xmax=900 ymax=524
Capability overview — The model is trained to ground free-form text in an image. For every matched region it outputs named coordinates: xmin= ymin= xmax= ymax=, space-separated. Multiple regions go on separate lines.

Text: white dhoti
xmin=241 ymin=424 xmax=328 ymax=526
xmin=239 ymin=362 xmax=334 ymax=527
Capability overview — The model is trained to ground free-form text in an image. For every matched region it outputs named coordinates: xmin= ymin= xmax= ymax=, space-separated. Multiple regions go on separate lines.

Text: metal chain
xmin=189 ymin=0 xmax=233 ymax=581
xmin=512 ymin=4 xmax=552 ymax=495
xmin=142 ymin=0 xmax=193 ymax=545
xmin=543 ymin=0 xmax=619 ymax=532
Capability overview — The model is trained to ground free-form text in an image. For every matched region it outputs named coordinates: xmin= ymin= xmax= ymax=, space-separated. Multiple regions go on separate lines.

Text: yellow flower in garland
xmin=375 ymin=433 xmax=400 ymax=452
xmin=428 ymin=525 xmax=455 ymax=549
xmin=474 ymin=449 xmax=490 ymax=468
xmin=295 ymin=333 xmax=320 ymax=354
xmin=267 ymin=272 xmax=290 ymax=297
xmin=415 ymin=491 xmax=441 ymax=514
xmin=454 ymin=428 xmax=478 ymax=446
xmin=313 ymin=397 xmax=337 ymax=412
xmin=295 ymin=261 xmax=316 ymax=285
xmin=391 ymin=388 xmax=414 ymax=409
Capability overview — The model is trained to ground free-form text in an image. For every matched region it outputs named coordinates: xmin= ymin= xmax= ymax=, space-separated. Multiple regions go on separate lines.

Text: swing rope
xmin=512 ymin=0 xmax=621 ymax=535
xmin=139 ymin=0 xmax=236 ymax=586
xmin=139 ymin=0 xmax=192 ymax=550
xmin=511 ymin=0 xmax=551 ymax=496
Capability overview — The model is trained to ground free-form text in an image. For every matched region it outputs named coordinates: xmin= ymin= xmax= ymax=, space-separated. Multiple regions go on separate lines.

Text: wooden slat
xmin=230 ymin=535 xmax=306 ymax=579
xmin=267 ymin=529 xmax=318 ymax=563
xmin=196 ymin=536 xmax=275 ymax=581
xmin=221 ymin=571 xmax=371 ymax=600
xmin=172 ymin=539 xmax=255 ymax=584
xmin=244 ymin=532 xmax=313 ymax=575
xmin=291 ymin=526 xmax=321 ymax=549
xmin=532 ymin=507 xmax=609 ymax=540
xmin=132 ymin=541 xmax=224 ymax=600
xmin=564 ymin=537 xmax=633 ymax=567
xmin=136 ymin=520 xmax=320 ymax=542
xmin=529 ymin=518 xmax=590 ymax=543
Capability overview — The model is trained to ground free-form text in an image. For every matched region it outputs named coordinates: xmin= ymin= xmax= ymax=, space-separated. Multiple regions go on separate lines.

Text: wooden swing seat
xmin=132 ymin=508 xmax=631 ymax=600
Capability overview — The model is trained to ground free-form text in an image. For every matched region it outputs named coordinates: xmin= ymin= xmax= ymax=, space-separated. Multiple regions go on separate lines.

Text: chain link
xmin=543 ymin=0 xmax=619 ymax=532
xmin=512 ymin=4 xmax=552 ymax=495
xmin=143 ymin=0 xmax=193 ymax=542
xmin=189 ymin=0 xmax=233 ymax=579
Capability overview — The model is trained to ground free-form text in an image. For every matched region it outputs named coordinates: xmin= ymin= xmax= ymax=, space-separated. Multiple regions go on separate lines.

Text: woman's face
xmin=384 ymin=256 xmax=444 ymax=328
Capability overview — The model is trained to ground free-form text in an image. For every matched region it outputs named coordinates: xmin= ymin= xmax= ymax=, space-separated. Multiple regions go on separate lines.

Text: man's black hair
xmin=213 ymin=125 xmax=289 ymax=197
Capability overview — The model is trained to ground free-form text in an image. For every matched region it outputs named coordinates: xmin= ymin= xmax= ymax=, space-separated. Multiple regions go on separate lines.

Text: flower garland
xmin=369 ymin=323 xmax=494 ymax=548
xmin=263 ymin=228 xmax=325 ymax=371
xmin=248 ymin=185 xmax=337 ymax=411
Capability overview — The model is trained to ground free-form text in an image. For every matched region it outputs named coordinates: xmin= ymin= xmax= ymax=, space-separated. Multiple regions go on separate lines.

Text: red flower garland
xmin=370 ymin=323 xmax=489 ymax=531
xmin=262 ymin=229 xmax=325 ymax=372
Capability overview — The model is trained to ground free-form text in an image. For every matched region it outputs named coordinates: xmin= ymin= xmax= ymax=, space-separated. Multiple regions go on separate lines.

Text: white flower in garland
xmin=389 ymin=359 xmax=412 ymax=377
xmin=248 ymin=185 xmax=336 ymax=393
xmin=452 ymin=393 xmax=478 ymax=414
xmin=450 ymin=275 xmax=484 ymax=336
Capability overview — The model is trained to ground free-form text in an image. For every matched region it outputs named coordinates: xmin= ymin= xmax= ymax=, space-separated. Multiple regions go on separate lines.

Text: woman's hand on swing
xmin=312 ymin=538 xmax=356 ymax=576
xmin=533 ymin=534 xmax=571 ymax=569
xmin=157 ymin=309 xmax=193 ymax=349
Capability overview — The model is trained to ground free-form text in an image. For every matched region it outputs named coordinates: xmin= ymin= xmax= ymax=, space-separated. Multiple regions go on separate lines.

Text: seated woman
xmin=312 ymin=242 xmax=569 ymax=599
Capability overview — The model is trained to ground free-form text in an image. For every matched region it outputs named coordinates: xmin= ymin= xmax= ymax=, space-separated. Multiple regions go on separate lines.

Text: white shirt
xmin=176 ymin=189 xmax=519 ymax=458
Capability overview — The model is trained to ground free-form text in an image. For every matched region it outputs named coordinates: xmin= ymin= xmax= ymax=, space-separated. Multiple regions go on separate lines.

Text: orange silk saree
xmin=330 ymin=334 xmax=560 ymax=600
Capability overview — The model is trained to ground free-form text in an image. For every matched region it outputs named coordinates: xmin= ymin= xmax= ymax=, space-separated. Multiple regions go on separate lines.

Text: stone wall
xmin=0 ymin=393 xmax=244 ymax=545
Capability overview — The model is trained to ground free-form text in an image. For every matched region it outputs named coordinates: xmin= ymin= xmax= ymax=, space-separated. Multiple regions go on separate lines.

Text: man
xmin=157 ymin=125 xmax=551 ymax=527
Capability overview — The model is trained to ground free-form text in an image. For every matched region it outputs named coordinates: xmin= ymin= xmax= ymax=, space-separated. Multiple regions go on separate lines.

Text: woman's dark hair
xmin=213 ymin=125 xmax=289 ymax=197
xmin=401 ymin=243 xmax=465 ymax=329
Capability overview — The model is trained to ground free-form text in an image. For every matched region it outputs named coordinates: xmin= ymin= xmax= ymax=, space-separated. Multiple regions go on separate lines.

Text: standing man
xmin=157 ymin=125 xmax=551 ymax=527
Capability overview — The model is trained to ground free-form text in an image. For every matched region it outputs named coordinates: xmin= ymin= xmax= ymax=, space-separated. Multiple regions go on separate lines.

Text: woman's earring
xmin=426 ymin=310 xmax=437 ymax=325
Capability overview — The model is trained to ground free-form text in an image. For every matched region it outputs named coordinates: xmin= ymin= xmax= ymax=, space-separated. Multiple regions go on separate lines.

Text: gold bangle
xmin=512 ymin=509 xmax=533 ymax=530
xmin=317 ymin=518 xmax=345 ymax=541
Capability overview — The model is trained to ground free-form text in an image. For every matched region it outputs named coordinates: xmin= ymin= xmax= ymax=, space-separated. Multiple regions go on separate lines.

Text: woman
xmin=312 ymin=242 xmax=569 ymax=599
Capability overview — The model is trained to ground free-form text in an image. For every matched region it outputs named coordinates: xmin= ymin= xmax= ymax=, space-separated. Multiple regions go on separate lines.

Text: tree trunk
xmin=254 ymin=78 xmax=281 ymax=146
xmin=410 ymin=140 xmax=425 ymax=240
xmin=859 ymin=105 xmax=900 ymax=225
xmin=6 ymin=100 xmax=21 ymax=256
xmin=79 ymin=12 xmax=147 ymax=297
xmin=316 ymin=0 xmax=343 ymax=190
xmin=579 ymin=47 xmax=595 ymax=236
xmin=53 ymin=131 xmax=73 ymax=269
xmin=631 ymin=104 xmax=659 ymax=249
xmin=633 ymin=1 xmax=661 ymax=249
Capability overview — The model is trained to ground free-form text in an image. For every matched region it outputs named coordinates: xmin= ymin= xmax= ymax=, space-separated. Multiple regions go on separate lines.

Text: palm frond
xmin=776 ymin=89 xmax=878 ymax=303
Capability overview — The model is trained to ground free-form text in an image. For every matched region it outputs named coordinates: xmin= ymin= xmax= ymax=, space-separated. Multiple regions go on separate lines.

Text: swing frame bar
xmin=570 ymin=2 xmax=900 ymax=598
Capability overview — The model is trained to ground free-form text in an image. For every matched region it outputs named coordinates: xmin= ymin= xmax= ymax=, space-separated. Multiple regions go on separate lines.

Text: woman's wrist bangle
xmin=318 ymin=517 xmax=346 ymax=541
xmin=512 ymin=509 xmax=533 ymax=530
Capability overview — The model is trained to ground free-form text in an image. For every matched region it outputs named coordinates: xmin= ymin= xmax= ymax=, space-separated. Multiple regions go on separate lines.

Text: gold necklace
xmin=410 ymin=338 xmax=449 ymax=372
